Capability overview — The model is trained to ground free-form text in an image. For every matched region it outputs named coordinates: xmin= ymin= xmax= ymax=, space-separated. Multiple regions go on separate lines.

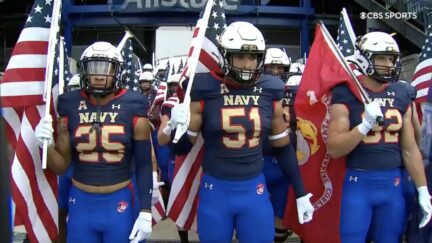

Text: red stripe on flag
xmin=199 ymin=49 xmax=220 ymax=72
xmin=2 ymin=96 xmax=45 ymax=108
xmin=14 ymin=108 xmax=58 ymax=240
xmin=12 ymin=41 xmax=48 ymax=55
xmin=168 ymin=147 xmax=204 ymax=221
xmin=183 ymin=194 xmax=199 ymax=229
xmin=188 ymin=47 xmax=194 ymax=57
xmin=10 ymin=179 xmax=36 ymax=240
xmin=416 ymin=81 xmax=432 ymax=91
xmin=154 ymin=201 xmax=165 ymax=216
xmin=192 ymin=27 xmax=200 ymax=38
xmin=3 ymin=68 xmax=46 ymax=82
xmin=412 ymin=66 xmax=432 ymax=82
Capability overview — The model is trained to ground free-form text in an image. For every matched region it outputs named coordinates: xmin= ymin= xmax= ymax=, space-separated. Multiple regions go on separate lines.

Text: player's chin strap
xmin=89 ymin=96 xmax=103 ymax=134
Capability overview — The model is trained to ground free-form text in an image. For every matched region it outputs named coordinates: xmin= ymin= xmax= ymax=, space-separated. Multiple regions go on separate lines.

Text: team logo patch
xmin=296 ymin=118 xmax=320 ymax=166
xmin=256 ymin=183 xmax=265 ymax=195
xmin=394 ymin=176 xmax=400 ymax=187
xmin=78 ymin=100 xmax=87 ymax=110
xmin=117 ymin=201 xmax=129 ymax=213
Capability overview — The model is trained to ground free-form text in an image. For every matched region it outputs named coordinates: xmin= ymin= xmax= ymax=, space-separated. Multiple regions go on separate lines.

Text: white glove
xmin=129 ymin=211 xmax=152 ymax=243
xmin=152 ymin=171 xmax=164 ymax=205
xmin=417 ymin=186 xmax=432 ymax=228
xmin=168 ymin=103 xmax=189 ymax=129
xmin=296 ymin=193 xmax=314 ymax=224
xmin=35 ymin=115 xmax=54 ymax=148
xmin=358 ymin=101 xmax=383 ymax=135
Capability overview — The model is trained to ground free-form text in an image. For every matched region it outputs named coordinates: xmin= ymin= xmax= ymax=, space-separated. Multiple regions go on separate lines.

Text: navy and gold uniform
xmin=191 ymin=72 xmax=284 ymax=243
xmin=332 ymin=82 xmax=412 ymax=243
xmin=58 ymin=89 xmax=149 ymax=243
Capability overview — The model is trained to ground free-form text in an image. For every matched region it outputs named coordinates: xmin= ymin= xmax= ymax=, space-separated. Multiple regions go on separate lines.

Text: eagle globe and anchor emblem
xmin=295 ymin=117 xmax=320 ymax=165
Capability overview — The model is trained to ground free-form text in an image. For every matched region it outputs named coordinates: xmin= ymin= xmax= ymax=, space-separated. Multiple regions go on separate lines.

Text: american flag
xmin=177 ymin=58 xmax=184 ymax=74
xmin=412 ymin=23 xmax=432 ymax=103
xmin=337 ymin=8 xmax=356 ymax=58
xmin=171 ymin=63 xmax=176 ymax=75
xmin=179 ymin=0 xmax=226 ymax=85
xmin=0 ymin=0 xmax=61 ymax=242
xmin=167 ymin=0 xmax=226 ymax=231
xmin=336 ymin=8 xmax=363 ymax=77
xmin=56 ymin=36 xmax=73 ymax=93
xmin=121 ymin=39 xmax=140 ymax=92
xmin=152 ymin=60 xmax=170 ymax=106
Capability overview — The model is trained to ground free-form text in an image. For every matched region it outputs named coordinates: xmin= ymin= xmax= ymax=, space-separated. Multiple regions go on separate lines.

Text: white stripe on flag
xmin=12 ymin=159 xmax=51 ymax=243
xmin=414 ymin=59 xmax=432 ymax=73
xmin=167 ymin=135 xmax=204 ymax=211
xmin=412 ymin=71 xmax=431 ymax=87
xmin=2 ymin=107 xmax=21 ymax=141
xmin=17 ymin=27 xmax=51 ymax=43
xmin=6 ymin=55 xmax=47 ymax=69
xmin=1 ymin=81 xmax=45 ymax=96
xmin=417 ymin=88 xmax=429 ymax=99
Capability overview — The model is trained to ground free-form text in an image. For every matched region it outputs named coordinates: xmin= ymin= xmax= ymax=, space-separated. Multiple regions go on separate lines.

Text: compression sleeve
xmin=134 ymin=140 xmax=153 ymax=211
xmin=274 ymin=143 xmax=306 ymax=198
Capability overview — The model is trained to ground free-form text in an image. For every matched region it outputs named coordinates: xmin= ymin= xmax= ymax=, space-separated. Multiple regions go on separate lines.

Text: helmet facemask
xmin=364 ymin=51 xmax=401 ymax=83
xmin=223 ymin=48 xmax=265 ymax=86
xmin=80 ymin=57 xmax=123 ymax=97
xmin=264 ymin=63 xmax=290 ymax=82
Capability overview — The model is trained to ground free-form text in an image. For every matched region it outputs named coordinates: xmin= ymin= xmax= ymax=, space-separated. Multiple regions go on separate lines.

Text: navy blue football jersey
xmin=144 ymin=88 xmax=157 ymax=106
xmin=191 ymin=73 xmax=285 ymax=180
xmin=331 ymin=82 xmax=412 ymax=170
xmin=58 ymin=89 xmax=149 ymax=186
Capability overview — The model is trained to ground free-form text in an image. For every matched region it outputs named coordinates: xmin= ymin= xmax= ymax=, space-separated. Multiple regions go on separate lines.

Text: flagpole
xmin=59 ymin=36 xmax=65 ymax=95
xmin=318 ymin=21 xmax=384 ymax=125
xmin=173 ymin=0 xmax=215 ymax=143
xmin=116 ymin=30 xmax=133 ymax=52
xmin=42 ymin=0 xmax=62 ymax=169
xmin=0 ymin=116 xmax=11 ymax=243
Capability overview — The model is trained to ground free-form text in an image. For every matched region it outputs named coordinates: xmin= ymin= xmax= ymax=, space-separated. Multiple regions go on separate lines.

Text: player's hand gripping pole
xmin=318 ymin=21 xmax=384 ymax=126
xmin=41 ymin=0 xmax=62 ymax=169
xmin=172 ymin=0 xmax=215 ymax=143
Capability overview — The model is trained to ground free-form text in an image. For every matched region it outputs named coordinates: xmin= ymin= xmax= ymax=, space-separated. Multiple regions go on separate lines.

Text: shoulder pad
xmin=190 ymin=73 xmax=222 ymax=101
xmin=257 ymin=74 xmax=285 ymax=100
xmin=58 ymin=90 xmax=81 ymax=117
xmin=331 ymin=83 xmax=357 ymax=104
xmin=124 ymin=91 xmax=149 ymax=117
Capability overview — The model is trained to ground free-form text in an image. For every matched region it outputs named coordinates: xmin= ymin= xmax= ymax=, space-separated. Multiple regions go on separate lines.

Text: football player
xmin=263 ymin=47 xmax=291 ymax=82
xmin=262 ymin=47 xmax=294 ymax=242
xmin=327 ymin=32 xmax=432 ymax=243
xmin=139 ymin=71 xmax=157 ymax=105
xmin=35 ymin=41 xmax=153 ymax=243
xmin=168 ymin=22 xmax=314 ymax=243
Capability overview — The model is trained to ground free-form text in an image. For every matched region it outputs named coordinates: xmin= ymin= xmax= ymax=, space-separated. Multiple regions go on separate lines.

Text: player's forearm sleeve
xmin=274 ymin=144 xmax=306 ymax=198
xmin=134 ymin=140 xmax=153 ymax=211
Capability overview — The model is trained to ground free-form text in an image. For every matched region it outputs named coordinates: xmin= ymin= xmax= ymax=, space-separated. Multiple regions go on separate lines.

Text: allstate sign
xmin=119 ymin=0 xmax=240 ymax=11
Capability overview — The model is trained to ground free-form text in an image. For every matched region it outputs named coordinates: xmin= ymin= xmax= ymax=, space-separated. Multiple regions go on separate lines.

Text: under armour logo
xmin=69 ymin=197 xmax=76 ymax=204
xmin=253 ymin=87 xmax=262 ymax=93
xmin=349 ymin=176 xmax=358 ymax=182
xmin=112 ymin=104 xmax=121 ymax=109
xmin=204 ymin=182 xmax=213 ymax=190
xmin=387 ymin=91 xmax=395 ymax=96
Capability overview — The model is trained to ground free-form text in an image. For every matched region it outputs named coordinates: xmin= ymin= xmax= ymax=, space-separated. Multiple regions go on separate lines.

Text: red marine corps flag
xmin=284 ymin=23 xmax=362 ymax=243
